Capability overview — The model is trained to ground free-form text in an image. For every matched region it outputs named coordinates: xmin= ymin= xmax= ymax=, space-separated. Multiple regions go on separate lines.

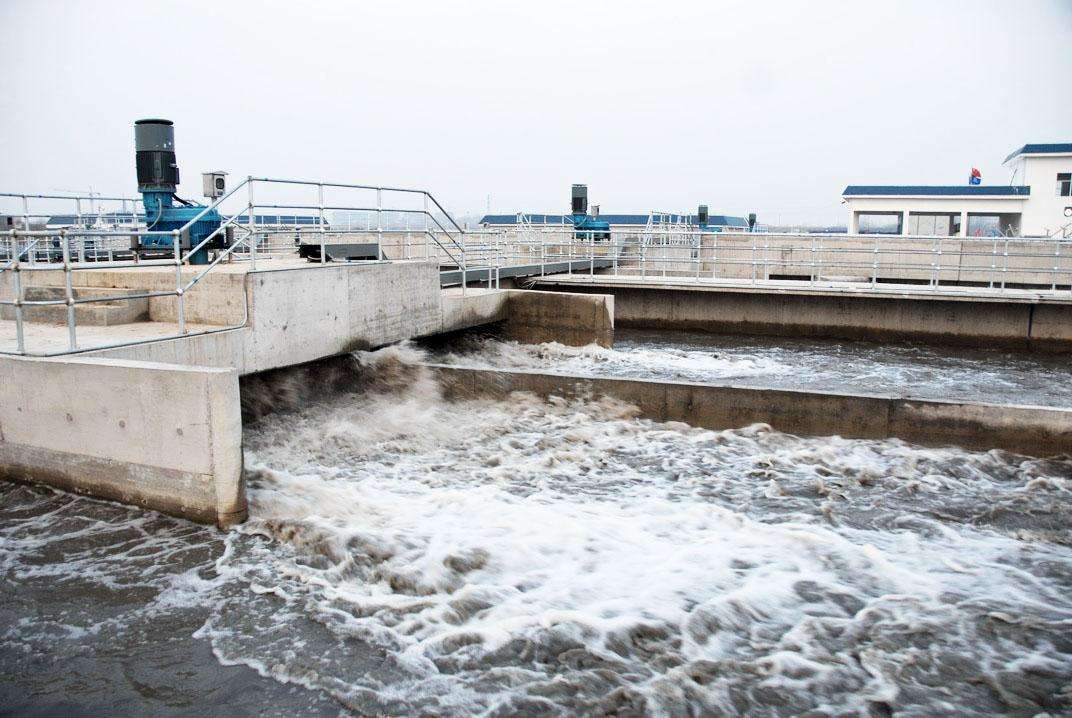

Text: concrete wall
xmin=532 ymin=280 xmax=1072 ymax=351
xmin=431 ymin=365 xmax=1072 ymax=456
xmin=83 ymin=261 xmax=444 ymax=374
xmin=0 ymin=355 xmax=245 ymax=526
xmin=439 ymin=288 xmax=613 ymax=346
xmin=502 ymin=289 xmax=613 ymax=347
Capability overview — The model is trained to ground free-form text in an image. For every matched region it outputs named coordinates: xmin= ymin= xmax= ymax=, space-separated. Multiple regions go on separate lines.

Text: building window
xmin=1059 ymin=172 xmax=1072 ymax=197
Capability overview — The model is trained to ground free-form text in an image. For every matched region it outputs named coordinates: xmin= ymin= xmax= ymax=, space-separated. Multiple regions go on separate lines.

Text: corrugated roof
xmin=842 ymin=185 xmax=1030 ymax=197
xmin=480 ymin=213 xmax=749 ymax=227
xmin=1003 ymin=143 xmax=1072 ymax=163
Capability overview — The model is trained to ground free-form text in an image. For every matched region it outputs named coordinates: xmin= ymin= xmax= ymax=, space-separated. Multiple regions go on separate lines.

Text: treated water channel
xmin=2 ymin=342 xmax=1071 ymax=716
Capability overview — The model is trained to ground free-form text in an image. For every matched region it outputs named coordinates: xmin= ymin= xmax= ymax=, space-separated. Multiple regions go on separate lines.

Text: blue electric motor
xmin=570 ymin=184 xmax=611 ymax=241
xmin=134 ymin=119 xmax=228 ymax=264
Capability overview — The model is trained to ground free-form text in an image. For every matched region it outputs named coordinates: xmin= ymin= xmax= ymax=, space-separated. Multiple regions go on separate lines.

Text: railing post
xmin=989 ymin=239 xmax=998 ymax=289
xmin=764 ymin=236 xmax=770 ymax=282
xmin=871 ymin=235 xmax=879 ymax=287
xmin=376 ymin=188 xmax=383 ymax=256
xmin=21 ymin=196 xmax=32 ymax=265
xmin=590 ymin=231 xmax=595 ymax=276
xmin=931 ymin=236 xmax=941 ymax=291
xmin=11 ymin=230 xmax=25 ymax=354
xmin=694 ymin=231 xmax=701 ymax=282
xmin=1052 ymin=240 xmax=1059 ymax=294
xmin=247 ymin=178 xmax=257 ymax=270
xmin=61 ymin=229 xmax=77 ymax=350
xmin=423 ymin=194 xmax=430 ymax=260
xmin=711 ymin=231 xmax=718 ymax=281
xmin=541 ymin=233 xmax=546 ymax=276
xmin=751 ymin=234 xmax=757 ymax=285
xmin=172 ymin=229 xmax=186 ymax=334
xmin=318 ymin=182 xmax=326 ymax=264
xmin=1001 ymin=238 xmax=1009 ymax=292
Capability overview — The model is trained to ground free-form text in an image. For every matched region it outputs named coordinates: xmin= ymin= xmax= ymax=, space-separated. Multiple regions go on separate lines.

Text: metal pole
xmin=711 ymin=232 xmax=718 ymax=281
xmin=590 ymin=231 xmax=594 ymax=276
xmin=871 ymin=235 xmax=879 ymax=287
xmin=423 ymin=194 xmax=430 ymax=260
xmin=751 ymin=234 xmax=757 ymax=284
xmin=613 ymin=231 xmax=619 ymax=276
xmin=61 ymin=229 xmax=76 ymax=350
xmin=1052 ymin=240 xmax=1059 ymax=293
xmin=989 ymin=239 xmax=997 ymax=289
xmin=763 ymin=237 xmax=770 ymax=282
xmin=173 ymin=230 xmax=186 ymax=334
xmin=376 ymin=188 xmax=382 ymax=259
xmin=21 ymin=196 xmax=32 ymax=264
xmin=1001 ymin=238 xmax=1008 ymax=292
xmin=694 ymin=231 xmax=701 ymax=282
xmin=247 ymin=178 xmax=257 ymax=271
xmin=318 ymin=183 xmax=326 ymax=264
xmin=11 ymin=230 xmax=25 ymax=354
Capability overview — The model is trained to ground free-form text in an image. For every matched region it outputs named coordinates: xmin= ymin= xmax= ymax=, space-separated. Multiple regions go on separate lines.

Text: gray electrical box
xmin=202 ymin=171 xmax=227 ymax=199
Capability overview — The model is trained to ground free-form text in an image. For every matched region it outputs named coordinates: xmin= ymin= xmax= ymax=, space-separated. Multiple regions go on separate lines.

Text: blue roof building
xmin=842 ymin=142 xmax=1071 ymax=237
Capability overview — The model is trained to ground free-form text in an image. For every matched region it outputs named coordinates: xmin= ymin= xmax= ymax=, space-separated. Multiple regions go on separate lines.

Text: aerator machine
xmin=133 ymin=119 xmax=231 ymax=264
xmin=570 ymin=184 xmax=611 ymax=241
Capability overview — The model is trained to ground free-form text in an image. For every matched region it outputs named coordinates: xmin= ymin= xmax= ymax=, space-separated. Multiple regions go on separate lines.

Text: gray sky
xmin=2 ymin=0 xmax=1070 ymax=225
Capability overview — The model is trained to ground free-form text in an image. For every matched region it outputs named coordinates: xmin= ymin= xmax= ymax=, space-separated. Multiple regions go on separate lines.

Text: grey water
xmin=430 ymin=328 xmax=1072 ymax=407
xmin=2 ymin=345 xmax=1071 ymax=716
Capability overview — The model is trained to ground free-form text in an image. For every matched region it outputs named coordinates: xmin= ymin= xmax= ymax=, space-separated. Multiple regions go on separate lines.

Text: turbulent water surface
xmin=2 ymin=344 xmax=1071 ymax=716
xmin=429 ymin=329 xmax=1072 ymax=407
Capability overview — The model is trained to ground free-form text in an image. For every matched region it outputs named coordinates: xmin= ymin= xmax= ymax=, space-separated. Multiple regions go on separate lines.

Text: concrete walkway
xmin=0 ymin=318 xmax=224 ymax=355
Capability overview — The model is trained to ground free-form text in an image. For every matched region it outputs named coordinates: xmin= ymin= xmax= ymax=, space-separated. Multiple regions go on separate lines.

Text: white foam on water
xmin=436 ymin=335 xmax=791 ymax=384
xmin=192 ymin=343 xmax=1072 ymax=716
xmin=432 ymin=332 xmax=1072 ymax=406
xmin=2 ymin=343 xmax=1069 ymax=714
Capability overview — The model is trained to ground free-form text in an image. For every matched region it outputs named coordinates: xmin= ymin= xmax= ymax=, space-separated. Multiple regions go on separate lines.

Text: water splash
xmin=3 ymin=343 xmax=1070 ymax=715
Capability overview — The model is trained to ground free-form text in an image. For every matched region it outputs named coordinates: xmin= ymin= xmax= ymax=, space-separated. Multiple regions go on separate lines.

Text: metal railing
xmin=0 ymin=177 xmax=481 ymax=356
xmin=406 ymin=226 xmax=1072 ymax=296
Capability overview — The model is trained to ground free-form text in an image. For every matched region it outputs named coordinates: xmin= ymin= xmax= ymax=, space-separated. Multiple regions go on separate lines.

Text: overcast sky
xmin=1 ymin=0 xmax=1070 ymax=225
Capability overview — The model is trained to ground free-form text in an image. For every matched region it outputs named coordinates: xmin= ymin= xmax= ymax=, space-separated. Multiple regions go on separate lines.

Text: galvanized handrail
xmin=0 ymin=175 xmax=479 ymax=356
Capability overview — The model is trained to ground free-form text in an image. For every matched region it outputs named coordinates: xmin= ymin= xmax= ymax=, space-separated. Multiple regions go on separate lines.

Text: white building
xmin=843 ymin=143 xmax=1072 ymax=238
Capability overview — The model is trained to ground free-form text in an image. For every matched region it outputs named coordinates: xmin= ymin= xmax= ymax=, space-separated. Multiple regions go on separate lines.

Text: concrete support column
xmin=960 ymin=210 xmax=969 ymax=237
xmin=901 ymin=211 xmax=912 ymax=236
xmin=847 ymin=210 xmax=859 ymax=234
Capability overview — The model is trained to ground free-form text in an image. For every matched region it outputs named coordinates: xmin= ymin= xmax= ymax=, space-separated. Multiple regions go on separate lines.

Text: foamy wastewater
xmin=204 ymin=345 xmax=1072 ymax=716
xmin=429 ymin=332 xmax=1072 ymax=407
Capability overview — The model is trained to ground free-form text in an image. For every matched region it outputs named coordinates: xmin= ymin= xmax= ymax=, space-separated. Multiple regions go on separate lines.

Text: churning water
xmin=2 ymin=344 xmax=1071 ymax=716
xmin=430 ymin=329 xmax=1072 ymax=407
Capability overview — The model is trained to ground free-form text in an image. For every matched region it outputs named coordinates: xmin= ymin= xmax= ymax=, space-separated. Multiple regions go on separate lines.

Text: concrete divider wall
xmin=502 ymin=289 xmax=613 ymax=347
xmin=431 ymin=364 xmax=1072 ymax=456
xmin=0 ymin=355 xmax=245 ymax=526
xmin=534 ymin=282 xmax=1072 ymax=350
xmin=87 ymin=261 xmax=445 ymax=375
xmin=439 ymin=288 xmax=614 ymax=347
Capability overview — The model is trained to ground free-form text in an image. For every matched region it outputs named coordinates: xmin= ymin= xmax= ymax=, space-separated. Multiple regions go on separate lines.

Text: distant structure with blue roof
xmin=842 ymin=141 xmax=1071 ymax=237
xmin=480 ymin=212 xmax=749 ymax=229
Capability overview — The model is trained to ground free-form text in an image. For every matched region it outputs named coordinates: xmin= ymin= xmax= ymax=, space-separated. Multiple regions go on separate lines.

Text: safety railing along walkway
xmin=0 ymin=177 xmax=482 ymax=356
xmin=445 ymin=227 xmax=1072 ymax=298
